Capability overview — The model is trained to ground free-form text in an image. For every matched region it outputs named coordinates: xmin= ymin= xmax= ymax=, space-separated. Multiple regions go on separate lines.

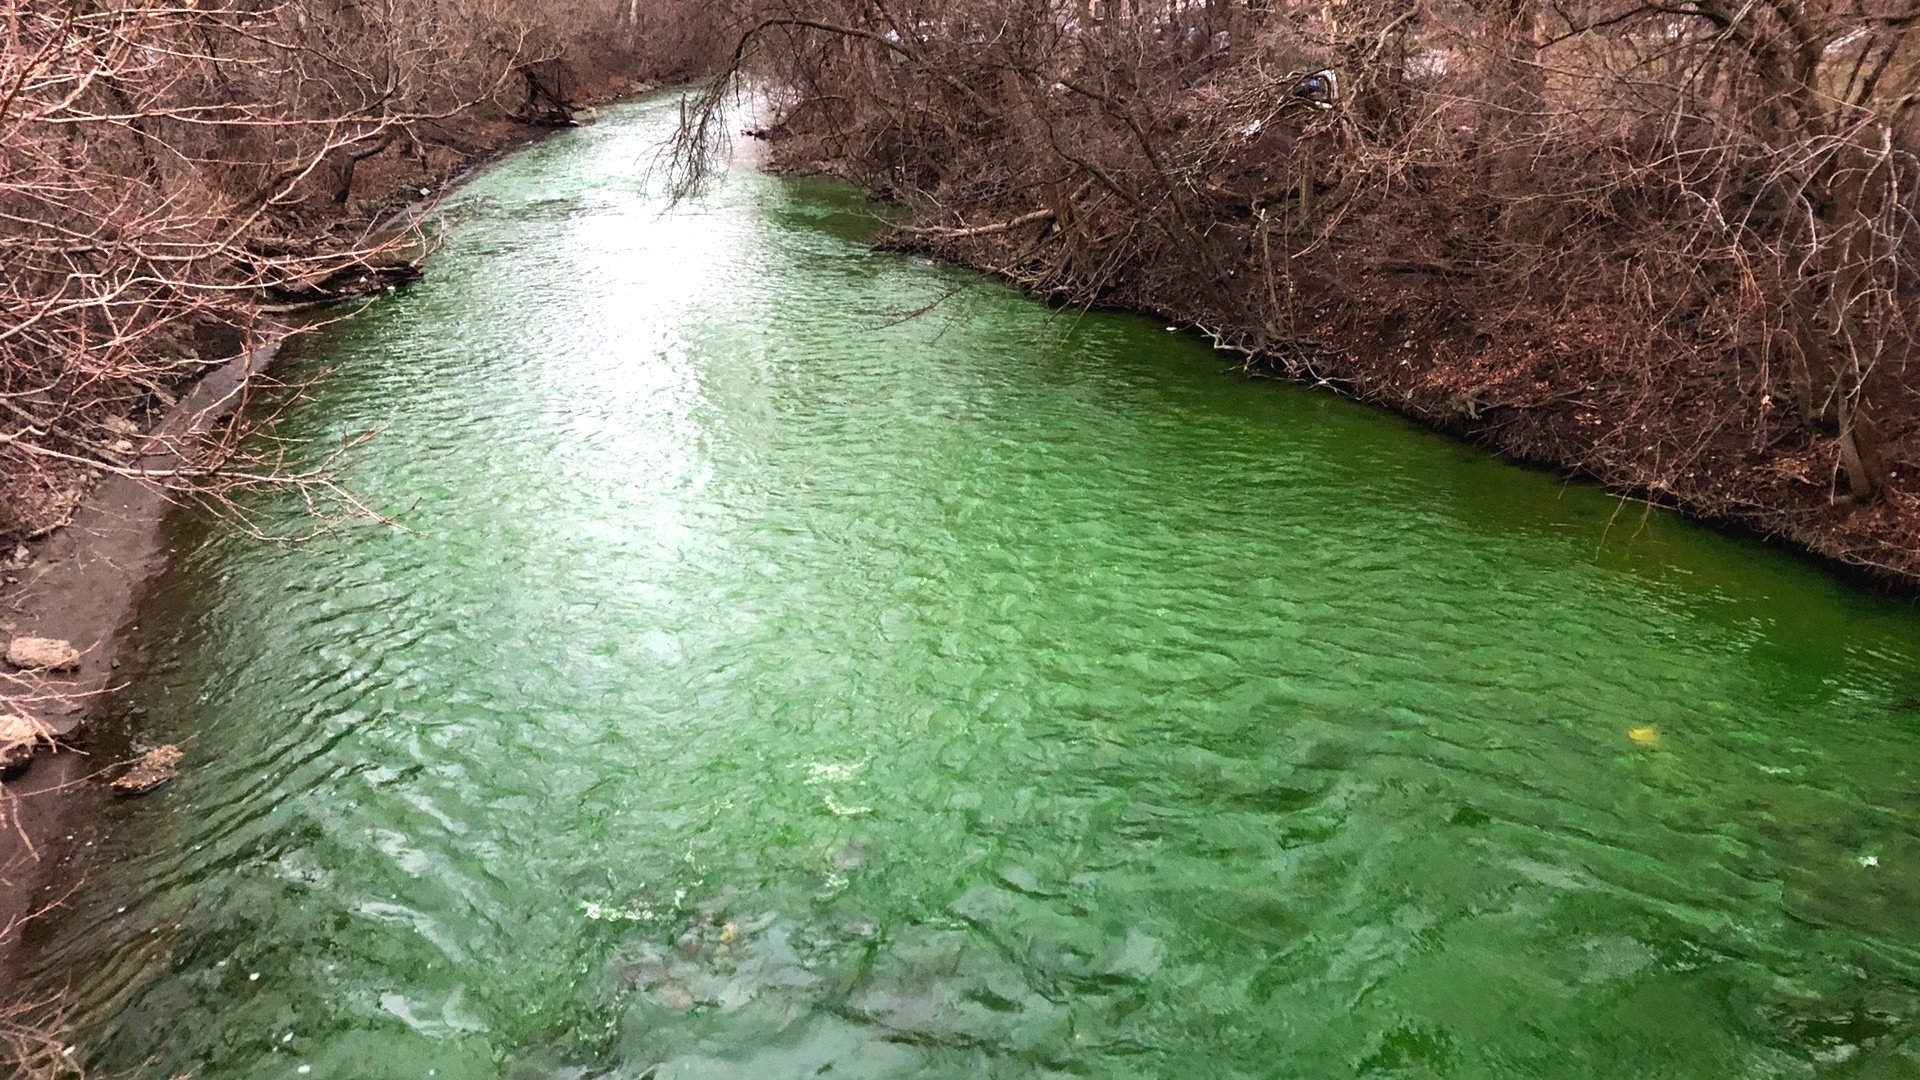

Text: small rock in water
xmin=617 ymin=947 xmax=672 ymax=990
xmin=0 ymin=713 xmax=55 ymax=775
xmin=833 ymin=841 xmax=873 ymax=871
xmin=5 ymin=636 xmax=81 ymax=672
xmin=995 ymin=865 xmax=1064 ymax=897
xmin=654 ymin=985 xmax=697 ymax=1010
xmin=677 ymin=921 xmax=710 ymax=961
xmin=112 ymin=745 xmax=183 ymax=796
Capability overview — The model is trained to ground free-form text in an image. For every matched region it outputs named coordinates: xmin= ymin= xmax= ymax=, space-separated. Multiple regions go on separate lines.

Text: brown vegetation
xmin=682 ymin=0 xmax=1920 ymax=579
xmin=1 ymin=991 xmax=83 ymax=1080
xmin=0 ymin=3 xmax=728 ymax=1066
xmin=0 ymin=0 xmax=721 ymax=543
xmin=0 ymin=872 xmax=86 ymax=1078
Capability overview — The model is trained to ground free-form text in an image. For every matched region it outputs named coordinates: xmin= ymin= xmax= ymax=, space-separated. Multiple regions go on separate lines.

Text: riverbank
xmin=710 ymin=6 xmax=1920 ymax=588
xmin=0 ymin=88 xmax=654 ymax=965
xmin=13 ymin=96 xmax=1920 ymax=1076
xmin=871 ymin=218 xmax=1920 ymax=590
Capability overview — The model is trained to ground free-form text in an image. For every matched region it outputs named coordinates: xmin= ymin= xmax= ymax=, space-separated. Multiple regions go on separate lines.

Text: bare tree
xmin=675 ymin=0 xmax=1919 ymax=571
xmin=0 ymin=0 xmax=691 ymax=538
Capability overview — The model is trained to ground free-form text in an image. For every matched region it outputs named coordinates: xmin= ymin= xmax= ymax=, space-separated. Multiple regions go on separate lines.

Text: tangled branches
xmin=676 ymin=0 xmax=1920 ymax=570
xmin=0 ymin=0 xmax=680 ymax=538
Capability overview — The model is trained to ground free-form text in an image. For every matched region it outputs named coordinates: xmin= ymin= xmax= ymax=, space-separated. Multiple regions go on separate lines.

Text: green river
xmin=19 ymin=94 xmax=1920 ymax=1078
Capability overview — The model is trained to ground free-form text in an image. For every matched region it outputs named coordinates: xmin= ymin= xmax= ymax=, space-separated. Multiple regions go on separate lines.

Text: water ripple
xmin=20 ymin=92 xmax=1920 ymax=1080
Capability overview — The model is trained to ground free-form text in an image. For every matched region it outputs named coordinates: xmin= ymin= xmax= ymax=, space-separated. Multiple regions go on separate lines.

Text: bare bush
xmin=675 ymin=0 xmax=1920 ymax=571
xmin=0 ymin=993 xmax=85 ymax=1080
xmin=0 ymin=0 xmax=707 ymax=538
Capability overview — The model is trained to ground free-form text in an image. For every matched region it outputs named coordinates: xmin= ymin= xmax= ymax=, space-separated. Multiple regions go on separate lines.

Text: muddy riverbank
xmin=698 ymin=5 xmax=1919 ymax=589
xmin=880 ymin=216 xmax=1920 ymax=594
xmin=12 ymin=97 xmax=1920 ymax=1077
xmin=0 ymin=93 xmax=653 ymax=964
xmin=0 ymin=337 xmax=280 ymax=957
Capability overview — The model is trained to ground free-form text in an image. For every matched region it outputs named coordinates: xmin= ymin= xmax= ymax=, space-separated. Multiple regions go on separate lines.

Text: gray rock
xmin=5 ymin=636 xmax=81 ymax=671
xmin=112 ymin=744 xmax=182 ymax=796
xmin=0 ymin=714 xmax=52 ymax=775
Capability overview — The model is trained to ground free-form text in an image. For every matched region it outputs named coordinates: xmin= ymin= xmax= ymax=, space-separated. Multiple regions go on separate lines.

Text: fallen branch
xmin=895 ymin=206 xmax=1057 ymax=239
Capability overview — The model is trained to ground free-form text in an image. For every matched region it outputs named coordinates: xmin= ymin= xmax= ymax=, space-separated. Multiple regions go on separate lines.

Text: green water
xmin=21 ymin=94 xmax=1920 ymax=1078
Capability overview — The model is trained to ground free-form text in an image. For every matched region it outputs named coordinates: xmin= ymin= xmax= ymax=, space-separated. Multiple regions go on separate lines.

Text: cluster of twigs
xmin=1 ymin=798 xmax=89 ymax=1079
xmin=1 ymin=1 xmax=717 ymax=1062
xmin=0 ymin=0 xmax=691 ymax=539
xmin=677 ymin=0 xmax=1919 ymax=567
xmin=0 ymin=990 xmax=84 ymax=1080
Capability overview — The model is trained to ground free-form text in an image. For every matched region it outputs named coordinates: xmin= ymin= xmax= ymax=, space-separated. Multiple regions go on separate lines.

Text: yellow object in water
xmin=1628 ymin=726 xmax=1659 ymax=746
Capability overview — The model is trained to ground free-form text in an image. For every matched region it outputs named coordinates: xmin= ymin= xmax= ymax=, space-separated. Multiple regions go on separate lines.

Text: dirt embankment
xmin=692 ymin=0 xmax=1918 ymax=588
xmin=873 ymin=212 xmax=1920 ymax=589
xmin=0 ymin=82 xmax=649 ymax=963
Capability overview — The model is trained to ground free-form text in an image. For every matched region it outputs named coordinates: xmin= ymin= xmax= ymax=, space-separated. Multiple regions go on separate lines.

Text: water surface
xmin=23 ymin=93 xmax=1920 ymax=1078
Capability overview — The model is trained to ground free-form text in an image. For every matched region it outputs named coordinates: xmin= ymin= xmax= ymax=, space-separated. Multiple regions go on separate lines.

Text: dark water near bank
xmin=21 ymin=94 xmax=1920 ymax=1078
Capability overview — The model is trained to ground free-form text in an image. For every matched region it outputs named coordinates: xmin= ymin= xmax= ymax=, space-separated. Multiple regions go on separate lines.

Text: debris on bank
xmin=4 ymin=636 xmax=80 ymax=672
xmin=0 ymin=714 xmax=55 ymax=776
xmin=112 ymin=745 xmax=183 ymax=797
